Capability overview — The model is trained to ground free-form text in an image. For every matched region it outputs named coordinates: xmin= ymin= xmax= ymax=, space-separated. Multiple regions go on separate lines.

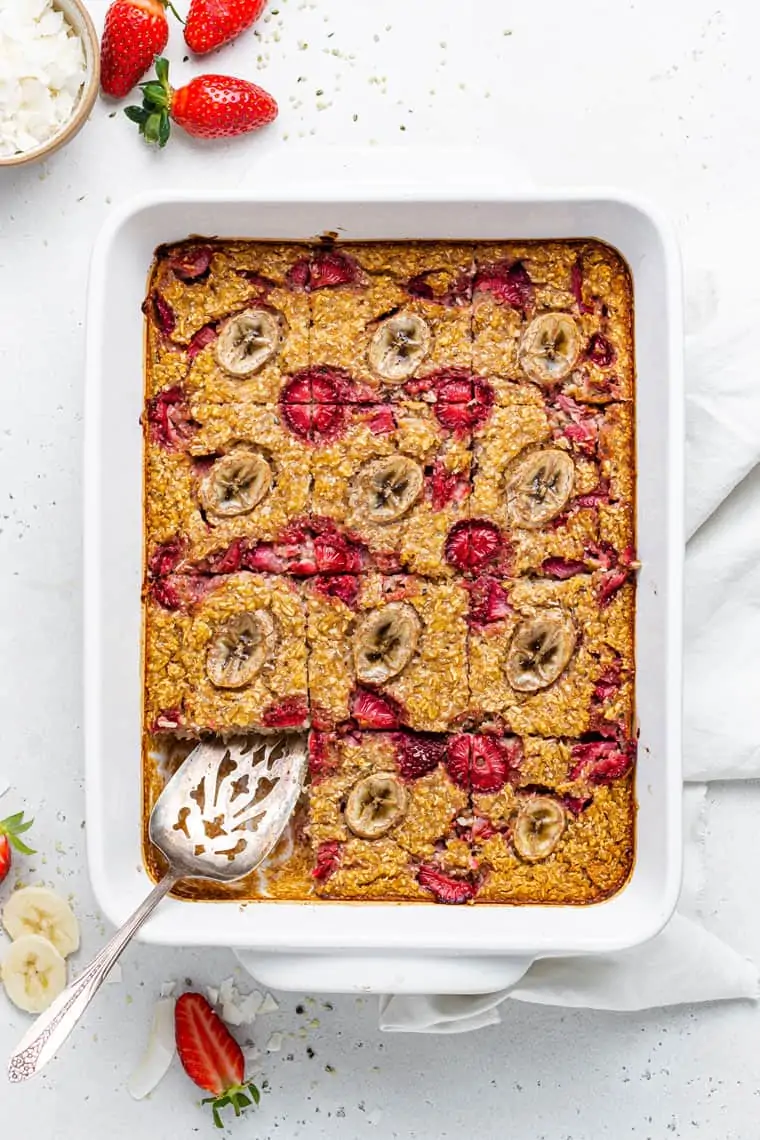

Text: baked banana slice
xmin=505 ymin=448 xmax=574 ymax=528
xmin=1 ymin=933 xmax=67 ymax=1013
xmin=353 ymin=602 xmax=421 ymax=684
xmin=368 ymin=314 xmax=431 ymax=382
xmin=512 ymin=797 xmax=566 ymax=862
xmin=2 ymin=885 xmax=80 ymax=958
xmin=205 ymin=611 xmax=278 ymax=689
xmin=214 ymin=308 xmax=282 ymax=377
xmin=345 ymin=773 xmax=408 ymax=838
xmin=519 ymin=313 xmax=580 ymax=384
xmin=505 ymin=611 xmax=576 ymax=692
xmin=349 ymin=456 xmax=423 ymax=524
xmin=198 ymin=447 xmax=273 ymax=520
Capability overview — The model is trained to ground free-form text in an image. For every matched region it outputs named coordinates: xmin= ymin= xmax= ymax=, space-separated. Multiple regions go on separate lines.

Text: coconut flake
xmin=159 ymin=980 xmax=176 ymax=998
xmin=259 ymin=992 xmax=279 ymax=1015
xmin=127 ymin=997 xmax=176 ymax=1100
xmin=206 ymin=986 xmax=219 ymax=1007
xmin=265 ymin=1031 xmax=283 ymax=1053
xmin=218 ymin=976 xmax=236 ymax=1004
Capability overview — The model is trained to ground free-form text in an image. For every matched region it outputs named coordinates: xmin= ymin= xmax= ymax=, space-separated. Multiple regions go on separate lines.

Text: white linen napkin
xmin=380 ymin=311 xmax=760 ymax=1033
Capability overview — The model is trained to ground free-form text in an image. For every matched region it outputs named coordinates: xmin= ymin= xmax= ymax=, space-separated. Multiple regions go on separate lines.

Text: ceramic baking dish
xmin=84 ymin=181 xmax=683 ymax=995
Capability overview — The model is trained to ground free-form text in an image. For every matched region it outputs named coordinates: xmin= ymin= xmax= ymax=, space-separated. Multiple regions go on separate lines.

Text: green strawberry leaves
xmin=125 ymin=56 xmax=173 ymax=148
xmin=0 ymin=812 xmax=35 ymax=856
xmin=202 ymin=1082 xmax=261 ymax=1129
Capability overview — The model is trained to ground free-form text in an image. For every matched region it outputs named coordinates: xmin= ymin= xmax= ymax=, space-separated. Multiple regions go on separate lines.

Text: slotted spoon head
xmin=149 ymin=734 xmax=308 ymax=883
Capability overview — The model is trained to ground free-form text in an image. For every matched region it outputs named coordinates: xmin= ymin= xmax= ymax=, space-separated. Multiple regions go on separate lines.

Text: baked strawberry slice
xmin=470 ymin=816 xmax=497 ymax=842
xmin=150 ymin=707 xmax=183 ymax=732
xmin=147 ymin=536 xmax=187 ymax=578
xmin=428 ymin=459 xmax=469 ymax=510
xmin=573 ymin=479 xmax=610 ymax=509
xmin=351 ymin=688 xmax=403 ymax=729
xmin=312 ymin=573 xmax=360 ymax=607
xmin=473 ymin=259 xmax=534 ymax=314
xmin=568 ymin=740 xmax=635 ymax=785
xmin=175 ymin=992 xmax=260 ymax=1130
xmin=540 ymin=557 xmax=588 ymax=579
xmin=446 ymin=734 xmax=521 ymax=793
xmin=586 ymin=332 xmax=616 ymax=367
xmin=262 ymin=696 xmax=309 ymax=729
xmin=417 ymin=865 xmax=476 ymax=904
xmin=145 ymin=386 xmax=198 ymax=450
xmin=445 ymin=519 xmax=504 ymax=573
xmin=287 ymin=251 xmax=362 ymax=291
xmin=593 ymin=659 xmax=623 ymax=704
xmin=597 ymin=568 xmax=631 ymax=607
xmin=280 ymin=399 xmax=346 ymax=443
xmin=467 ymin=575 xmax=510 ymax=626
xmin=571 ymin=257 xmax=595 ymax=314
xmin=168 ymin=244 xmax=214 ymax=281
xmin=312 ymin=840 xmax=343 ymax=880
xmin=308 ymin=731 xmax=338 ymax=781
xmin=187 ymin=322 xmax=218 ymax=359
xmin=394 ymin=732 xmax=448 ymax=780
xmin=143 ymin=291 xmax=176 ymax=336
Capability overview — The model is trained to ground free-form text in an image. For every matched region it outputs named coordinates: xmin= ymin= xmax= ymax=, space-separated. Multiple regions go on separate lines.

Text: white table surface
xmin=2 ymin=0 xmax=760 ymax=1135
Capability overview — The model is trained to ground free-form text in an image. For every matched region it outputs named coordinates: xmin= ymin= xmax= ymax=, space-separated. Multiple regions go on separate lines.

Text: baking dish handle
xmin=233 ymin=950 xmax=534 ymax=996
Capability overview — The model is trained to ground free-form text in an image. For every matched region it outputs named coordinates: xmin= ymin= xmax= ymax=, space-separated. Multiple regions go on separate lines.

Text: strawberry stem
xmin=124 ymin=56 xmax=173 ymax=148
xmin=201 ymin=1083 xmax=260 ymax=1129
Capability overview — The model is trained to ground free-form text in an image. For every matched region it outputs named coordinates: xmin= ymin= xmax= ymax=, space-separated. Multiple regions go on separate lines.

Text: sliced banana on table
xmin=505 ymin=448 xmax=575 ymax=528
xmin=198 ymin=447 xmax=273 ymax=520
xmin=2 ymin=885 xmax=80 ymax=958
xmin=350 ymin=456 xmax=423 ymax=524
xmin=345 ymin=772 xmax=408 ymax=839
xmin=519 ymin=313 xmax=580 ymax=385
xmin=353 ymin=602 xmax=421 ymax=684
xmin=214 ymin=308 xmax=282 ymax=377
xmin=368 ymin=313 xmax=431 ymax=382
xmin=512 ymin=797 xmax=566 ymax=862
xmin=1 ymin=933 xmax=67 ymax=1014
xmin=206 ymin=610 xmax=278 ymax=689
xmin=505 ymin=611 xmax=577 ymax=692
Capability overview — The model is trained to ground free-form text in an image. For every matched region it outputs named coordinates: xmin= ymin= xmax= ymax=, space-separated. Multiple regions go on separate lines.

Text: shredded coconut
xmin=0 ymin=0 xmax=87 ymax=157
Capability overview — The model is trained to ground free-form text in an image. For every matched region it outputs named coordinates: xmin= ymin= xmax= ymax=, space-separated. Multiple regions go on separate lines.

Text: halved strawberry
xmin=586 ymin=332 xmax=616 ymax=367
xmin=169 ymin=245 xmax=214 ymax=281
xmin=148 ymin=536 xmax=187 ymax=578
xmin=175 ymin=992 xmax=260 ymax=1130
xmin=394 ymin=732 xmax=448 ymax=780
xmin=473 ymin=259 xmax=533 ymax=314
xmin=143 ymin=290 xmax=176 ymax=336
xmin=351 ymin=688 xmax=403 ymax=729
xmin=312 ymin=840 xmax=342 ymax=880
xmin=568 ymin=740 xmax=635 ymax=785
xmin=445 ymin=734 xmax=521 ymax=793
xmin=262 ymin=696 xmax=309 ymax=729
xmin=428 ymin=459 xmax=469 ymax=510
xmin=144 ymin=386 xmax=198 ymax=450
xmin=187 ymin=322 xmax=218 ymax=359
xmin=407 ymin=368 xmax=495 ymax=434
xmin=280 ymin=400 xmax=345 ymax=442
xmin=444 ymin=519 xmax=503 ymax=573
xmin=417 ymin=865 xmax=476 ymax=904
xmin=288 ymin=251 xmax=362 ymax=291
xmin=467 ymin=575 xmax=510 ymax=626
xmin=280 ymin=372 xmax=312 ymax=404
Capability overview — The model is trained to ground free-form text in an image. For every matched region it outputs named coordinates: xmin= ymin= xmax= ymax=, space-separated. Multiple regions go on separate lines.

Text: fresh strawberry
xmin=586 ymin=332 xmax=616 ymax=367
xmin=262 ymin=696 xmax=309 ymax=729
xmin=467 ymin=575 xmax=510 ymax=627
xmin=143 ymin=290 xmax=176 ymax=336
xmin=0 ymin=813 xmax=35 ymax=882
xmin=312 ymin=840 xmax=342 ymax=880
xmin=445 ymin=734 xmax=521 ymax=793
xmin=568 ymin=740 xmax=635 ymax=785
xmin=473 ymin=259 xmax=533 ymax=314
xmin=416 ymin=865 xmax=476 ymax=905
xmin=444 ymin=519 xmax=503 ymax=573
xmin=394 ymin=733 xmax=447 ymax=780
xmin=126 ymin=57 xmax=278 ymax=146
xmin=101 ymin=0 xmax=171 ymax=100
xmin=428 ymin=459 xmax=469 ymax=511
xmin=185 ymin=0 xmax=266 ymax=55
xmin=144 ymin=386 xmax=198 ymax=450
xmin=168 ymin=245 xmax=214 ymax=281
xmin=175 ymin=992 xmax=260 ymax=1129
xmin=287 ymin=251 xmax=362 ymax=292
xmin=351 ymin=688 xmax=402 ymax=729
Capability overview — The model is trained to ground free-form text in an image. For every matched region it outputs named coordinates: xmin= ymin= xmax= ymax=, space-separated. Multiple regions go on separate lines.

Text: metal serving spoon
xmin=8 ymin=734 xmax=307 ymax=1083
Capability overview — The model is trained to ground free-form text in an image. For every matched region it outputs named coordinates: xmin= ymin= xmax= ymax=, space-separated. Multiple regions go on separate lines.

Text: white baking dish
xmin=85 ymin=179 xmax=683 ymax=995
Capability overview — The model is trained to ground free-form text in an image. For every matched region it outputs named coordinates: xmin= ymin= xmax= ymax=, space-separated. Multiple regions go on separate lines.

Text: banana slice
xmin=368 ymin=314 xmax=431 ymax=382
xmin=198 ymin=447 xmax=272 ymax=520
xmin=206 ymin=611 xmax=278 ymax=689
xmin=505 ymin=611 xmax=577 ymax=692
xmin=3 ymin=886 xmax=80 ymax=958
xmin=519 ymin=313 xmax=580 ymax=384
xmin=214 ymin=308 xmax=282 ymax=377
xmin=506 ymin=448 xmax=575 ymax=528
xmin=349 ymin=456 xmax=423 ymax=524
xmin=353 ymin=602 xmax=421 ymax=684
xmin=345 ymin=772 xmax=408 ymax=839
xmin=1 ymin=934 xmax=67 ymax=1013
xmin=512 ymin=797 xmax=566 ymax=862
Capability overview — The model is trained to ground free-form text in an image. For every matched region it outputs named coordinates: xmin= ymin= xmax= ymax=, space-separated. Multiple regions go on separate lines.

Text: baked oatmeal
xmin=141 ymin=237 xmax=637 ymax=907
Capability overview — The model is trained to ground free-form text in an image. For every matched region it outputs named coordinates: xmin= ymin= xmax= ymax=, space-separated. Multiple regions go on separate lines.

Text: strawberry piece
xmin=571 ymin=258 xmax=594 ymax=314
xmin=312 ymin=574 xmax=360 ymax=609
xmin=126 ymin=57 xmax=277 ymax=146
xmin=560 ymin=792 xmax=593 ymax=814
xmin=406 ymin=273 xmax=436 ymax=301
xmin=142 ymin=291 xmax=176 ymax=336
xmin=470 ymin=816 xmax=497 ymax=842
xmin=187 ymin=323 xmax=218 ymax=359
xmin=312 ymin=840 xmax=342 ymax=880
xmin=0 ymin=812 xmax=35 ymax=883
xmin=151 ymin=573 xmax=214 ymax=612
xmin=394 ymin=733 xmax=448 ymax=780
xmin=168 ymin=245 xmax=214 ymax=281
xmin=239 ymin=543 xmax=282 ymax=573
xmin=234 ymin=270 xmax=277 ymax=295
xmin=584 ymin=541 xmax=618 ymax=570
xmin=310 ymin=403 xmax=346 ymax=442
xmin=445 ymin=519 xmax=503 ymax=573
xmin=351 ymin=688 xmax=403 ymax=729
xmin=428 ymin=459 xmax=469 ymax=510
xmin=185 ymin=0 xmax=266 ymax=55
xmin=593 ymin=660 xmax=623 ymax=704
xmin=198 ymin=539 xmax=245 ymax=574
xmin=569 ymin=740 xmax=635 ymax=785
xmin=262 ymin=696 xmax=309 ymax=729
xmin=145 ymin=386 xmax=198 ymax=450
xmin=586 ymin=332 xmax=616 ymax=367
xmin=287 ymin=251 xmax=362 ymax=291
xmin=416 ymin=866 xmax=476 ymax=905
xmin=550 ymin=394 xmax=600 ymax=456
xmin=408 ymin=368 xmax=495 ymax=434
xmin=573 ymin=479 xmax=610 ymax=509
xmin=366 ymin=405 xmax=396 ymax=435
xmin=148 ymin=536 xmax=187 ymax=578
xmin=445 ymin=734 xmax=521 ymax=793
xmin=308 ymin=732 xmax=337 ymax=781
xmin=473 ymin=259 xmax=533 ymax=314
xmin=467 ymin=575 xmax=510 ymax=627
xmin=597 ymin=568 xmax=630 ymax=607
xmin=406 ymin=270 xmax=473 ymax=306
xmin=101 ymin=0 xmax=169 ymax=100
xmin=280 ymin=372 xmax=312 ymax=405
xmin=175 ymin=992 xmax=260 ymax=1129
xmin=150 ymin=708 xmax=183 ymax=732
